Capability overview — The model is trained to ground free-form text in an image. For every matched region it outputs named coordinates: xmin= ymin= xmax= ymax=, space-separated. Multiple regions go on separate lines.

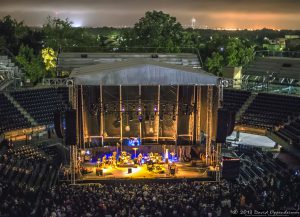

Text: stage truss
xmin=69 ymin=81 xmax=226 ymax=183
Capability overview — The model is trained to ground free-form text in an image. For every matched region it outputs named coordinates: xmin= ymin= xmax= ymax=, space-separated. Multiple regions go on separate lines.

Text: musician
xmin=102 ymin=155 xmax=107 ymax=164
xmin=137 ymin=153 xmax=143 ymax=165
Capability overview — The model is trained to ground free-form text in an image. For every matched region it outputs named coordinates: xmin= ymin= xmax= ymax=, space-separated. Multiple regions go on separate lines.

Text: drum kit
xmin=119 ymin=151 xmax=134 ymax=165
xmin=145 ymin=152 xmax=163 ymax=164
xmin=98 ymin=154 xmax=117 ymax=167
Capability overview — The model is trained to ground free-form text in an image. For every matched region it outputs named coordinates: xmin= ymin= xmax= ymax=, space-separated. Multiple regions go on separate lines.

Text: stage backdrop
xmin=77 ymin=85 xmax=219 ymax=148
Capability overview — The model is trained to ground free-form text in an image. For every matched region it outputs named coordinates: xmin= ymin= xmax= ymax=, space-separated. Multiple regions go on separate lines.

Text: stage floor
xmin=80 ymin=161 xmax=210 ymax=181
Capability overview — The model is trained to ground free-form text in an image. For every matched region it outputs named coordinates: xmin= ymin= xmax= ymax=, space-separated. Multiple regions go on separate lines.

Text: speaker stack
xmin=216 ymin=108 xmax=236 ymax=143
xmin=96 ymin=168 xmax=103 ymax=176
xmin=53 ymin=109 xmax=77 ymax=146
xmin=54 ymin=111 xmax=63 ymax=139
xmin=65 ymin=109 xmax=77 ymax=146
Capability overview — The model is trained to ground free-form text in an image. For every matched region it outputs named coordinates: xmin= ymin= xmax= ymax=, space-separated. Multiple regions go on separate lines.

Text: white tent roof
xmin=70 ymin=60 xmax=219 ymax=85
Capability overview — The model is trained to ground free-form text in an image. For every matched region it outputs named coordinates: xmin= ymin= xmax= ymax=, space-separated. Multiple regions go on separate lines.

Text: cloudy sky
xmin=0 ymin=0 xmax=300 ymax=29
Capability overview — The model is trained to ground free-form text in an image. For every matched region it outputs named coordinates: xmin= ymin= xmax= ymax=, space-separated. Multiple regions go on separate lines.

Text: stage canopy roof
xmin=70 ymin=60 xmax=219 ymax=85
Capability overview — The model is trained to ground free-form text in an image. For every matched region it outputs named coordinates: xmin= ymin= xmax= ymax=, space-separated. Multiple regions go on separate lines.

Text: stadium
xmin=1 ymin=48 xmax=300 ymax=216
xmin=1 ymin=8 xmax=300 ymax=217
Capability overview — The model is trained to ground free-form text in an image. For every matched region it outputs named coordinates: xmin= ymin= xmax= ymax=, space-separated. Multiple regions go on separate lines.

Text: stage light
xmin=138 ymin=115 xmax=143 ymax=122
xmin=121 ymin=106 xmax=125 ymax=112
xmin=149 ymin=127 xmax=154 ymax=134
xmin=125 ymin=125 xmax=130 ymax=132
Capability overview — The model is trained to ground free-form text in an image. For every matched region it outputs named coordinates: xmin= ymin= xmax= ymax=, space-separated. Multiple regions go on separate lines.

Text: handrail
xmin=60 ymin=46 xmax=200 ymax=54
xmin=254 ymin=50 xmax=300 ymax=58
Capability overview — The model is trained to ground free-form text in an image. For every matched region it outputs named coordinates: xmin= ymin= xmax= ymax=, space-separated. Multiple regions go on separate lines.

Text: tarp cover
xmin=70 ymin=60 xmax=219 ymax=85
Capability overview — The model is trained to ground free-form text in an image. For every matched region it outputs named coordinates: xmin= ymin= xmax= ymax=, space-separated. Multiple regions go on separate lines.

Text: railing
xmin=60 ymin=46 xmax=200 ymax=54
xmin=42 ymin=77 xmax=74 ymax=86
xmin=225 ymin=78 xmax=300 ymax=95
xmin=255 ymin=50 xmax=300 ymax=58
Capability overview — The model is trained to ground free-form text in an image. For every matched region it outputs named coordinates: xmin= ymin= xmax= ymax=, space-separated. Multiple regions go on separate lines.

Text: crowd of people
xmin=35 ymin=169 xmax=300 ymax=217
xmin=1 ymin=141 xmax=300 ymax=217
xmin=0 ymin=181 xmax=37 ymax=217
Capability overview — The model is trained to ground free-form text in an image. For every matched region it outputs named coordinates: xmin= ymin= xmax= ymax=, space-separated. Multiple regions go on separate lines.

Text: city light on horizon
xmin=0 ymin=0 xmax=300 ymax=30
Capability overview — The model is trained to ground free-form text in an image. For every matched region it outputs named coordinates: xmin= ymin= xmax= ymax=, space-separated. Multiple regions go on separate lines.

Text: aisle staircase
xmin=3 ymin=92 xmax=38 ymax=126
xmin=0 ymin=54 xmax=23 ymax=90
xmin=235 ymin=93 xmax=257 ymax=123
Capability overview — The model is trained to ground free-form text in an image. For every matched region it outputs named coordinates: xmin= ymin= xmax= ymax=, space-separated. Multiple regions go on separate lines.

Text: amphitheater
xmin=0 ymin=50 xmax=300 ymax=216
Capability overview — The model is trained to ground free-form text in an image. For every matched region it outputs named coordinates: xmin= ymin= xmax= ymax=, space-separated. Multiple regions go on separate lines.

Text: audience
xmin=1 ymin=143 xmax=300 ymax=217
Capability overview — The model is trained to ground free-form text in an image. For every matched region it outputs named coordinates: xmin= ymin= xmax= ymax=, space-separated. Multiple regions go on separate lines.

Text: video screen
xmin=123 ymin=138 xmax=141 ymax=146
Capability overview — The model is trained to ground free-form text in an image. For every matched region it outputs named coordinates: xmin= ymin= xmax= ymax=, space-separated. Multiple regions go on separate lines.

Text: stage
xmin=78 ymin=161 xmax=213 ymax=182
xmin=68 ymin=60 xmax=223 ymax=184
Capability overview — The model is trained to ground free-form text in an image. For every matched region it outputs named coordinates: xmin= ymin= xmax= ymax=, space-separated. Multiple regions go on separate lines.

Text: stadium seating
xmin=239 ymin=93 xmax=300 ymax=128
xmin=223 ymin=89 xmax=251 ymax=114
xmin=0 ymin=55 xmax=23 ymax=90
xmin=10 ymin=88 xmax=69 ymax=126
xmin=0 ymin=142 xmax=61 ymax=188
xmin=243 ymin=57 xmax=300 ymax=80
xmin=275 ymin=118 xmax=300 ymax=146
xmin=0 ymin=93 xmax=31 ymax=133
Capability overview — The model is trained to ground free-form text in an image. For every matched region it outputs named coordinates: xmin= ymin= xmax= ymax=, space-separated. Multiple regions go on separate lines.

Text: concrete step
xmin=235 ymin=93 xmax=258 ymax=122
xmin=0 ymin=79 xmax=13 ymax=91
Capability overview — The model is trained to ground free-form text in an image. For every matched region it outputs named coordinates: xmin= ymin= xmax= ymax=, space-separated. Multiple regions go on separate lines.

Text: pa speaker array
xmin=65 ymin=109 xmax=77 ymax=146
xmin=216 ymin=108 xmax=236 ymax=143
xmin=54 ymin=111 xmax=63 ymax=139
xmin=53 ymin=109 xmax=77 ymax=146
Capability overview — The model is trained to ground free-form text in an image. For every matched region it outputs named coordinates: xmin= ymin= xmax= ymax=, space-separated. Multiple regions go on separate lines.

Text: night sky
xmin=1 ymin=0 xmax=300 ymax=29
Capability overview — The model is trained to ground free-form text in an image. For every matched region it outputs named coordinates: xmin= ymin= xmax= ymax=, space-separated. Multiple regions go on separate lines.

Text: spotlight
xmin=125 ymin=125 xmax=130 ymax=132
xmin=149 ymin=127 xmax=154 ymax=134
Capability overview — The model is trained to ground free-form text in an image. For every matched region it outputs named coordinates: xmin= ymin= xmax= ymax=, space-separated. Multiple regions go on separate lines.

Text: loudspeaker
xmin=96 ymin=169 xmax=103 ymax=176
xmin=65 ymin=109 xmax=76 ymax=146
xmin=170 ymin=168 xmax=175 ymax=175
xmin=54 ymin=111 xmax=63 ymax=139
xmin=227 ymin=111 xmax=236 ymax=136
xmin=216 ymin=108 xmax=229 ymax=143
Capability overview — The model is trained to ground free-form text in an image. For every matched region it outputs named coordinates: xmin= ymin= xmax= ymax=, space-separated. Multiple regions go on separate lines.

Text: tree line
xmin=1 ymin=11 xmax=298 ymax=83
